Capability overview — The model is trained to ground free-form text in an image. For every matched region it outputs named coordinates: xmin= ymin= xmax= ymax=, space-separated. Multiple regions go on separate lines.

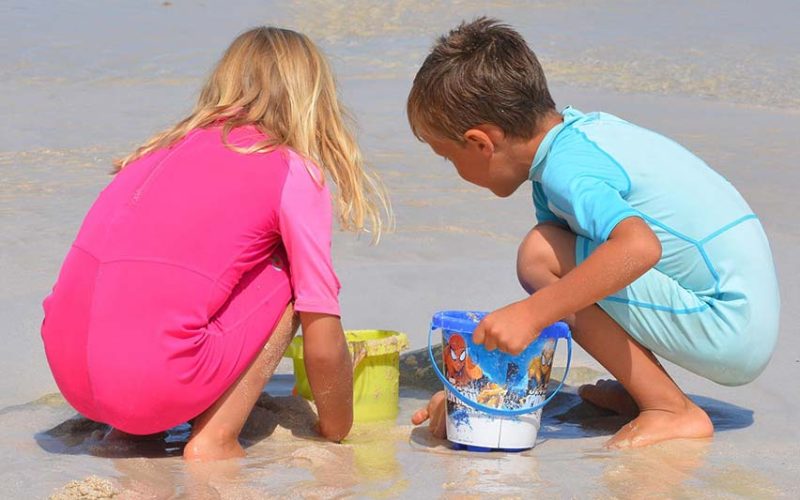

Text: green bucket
xmin=284 ymin=330 xmax=408 ymax=422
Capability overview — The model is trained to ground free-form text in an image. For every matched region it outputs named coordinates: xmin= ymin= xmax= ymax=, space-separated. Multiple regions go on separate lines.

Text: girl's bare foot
xmin=606 ymin=399 xmax=713 ymax=449
xmin=184 ymin=433 xmax=245 ymax=461
xmin=578 ymin=379 xmax=639 ymax=417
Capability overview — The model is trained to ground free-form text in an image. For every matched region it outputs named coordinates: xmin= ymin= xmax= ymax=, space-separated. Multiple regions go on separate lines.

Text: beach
xmin=1 ymin=0 xmax=798 ymax=497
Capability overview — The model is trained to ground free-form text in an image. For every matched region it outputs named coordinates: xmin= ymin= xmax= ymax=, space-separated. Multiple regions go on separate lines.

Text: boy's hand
xmin=473 ymin=299 xmax=540 ymax=355
xmin=411 ymin=390 xmax=447 ymax=439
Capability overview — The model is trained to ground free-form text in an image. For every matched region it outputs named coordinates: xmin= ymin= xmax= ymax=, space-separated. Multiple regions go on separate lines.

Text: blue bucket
xmin=428 ymin=310 xmax=572 ymax=450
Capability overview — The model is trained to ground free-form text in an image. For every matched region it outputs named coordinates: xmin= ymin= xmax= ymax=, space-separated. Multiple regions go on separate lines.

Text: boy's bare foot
xmin=411 ymin=391 xmax=447 ymax=439
xmin=578 ymin=379 xmax=639 ymax=417
xmin=605 ymin=399 xmax=713 ymax=449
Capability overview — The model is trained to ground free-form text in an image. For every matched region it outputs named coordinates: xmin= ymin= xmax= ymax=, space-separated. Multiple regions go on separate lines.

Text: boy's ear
xmin=464 ymin=124 xmax=506 ymax=157
xmin=463 ymin=128 xmax=495 ymax=156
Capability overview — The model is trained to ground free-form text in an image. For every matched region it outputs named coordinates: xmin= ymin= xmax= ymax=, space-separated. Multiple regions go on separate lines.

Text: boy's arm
xmin=474 ymin=217 xmax=661 ymax=354
xmin=299 ymin=312 xmax=353 ymax=441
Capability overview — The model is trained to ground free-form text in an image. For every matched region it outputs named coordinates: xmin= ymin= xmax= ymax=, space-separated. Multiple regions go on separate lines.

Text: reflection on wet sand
xmin=598 ymin=439 xmax=712 ymax=498
xmin=409 ymin=426 xmax=547 ymax=497
xmin=14 ymin=342 xmax=765 ymax=499
xmin=593 ymin=438 xmax=779 ymax=498
xmin=35 ymin=355 xmax=767 ymax=498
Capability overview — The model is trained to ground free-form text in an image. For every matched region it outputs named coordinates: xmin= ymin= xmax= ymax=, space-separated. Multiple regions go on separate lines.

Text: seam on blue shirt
xmin=579 ymin=236 xmax=709 ymax=315
xmin=602 ymin=296 xmax=710 ymax=314
xmin=633 ymin=212 xmax=725 ymax=298
xmin=699 ymin=214 xmax=758 ymax=244
xmin=637 ymin=212 xmax=762 ymax=299
xmin=638 ymin=213 xmax=697 ymax=243
xmin=697 ymin=246 xmax=722 ymax=296
xmin=538 ymin=185 xmax=634 ymax=239
xmin=543 ymin=124 xmax=754 ymax=303
xmin=698 ymin=214 xmax=758 ymax=296
xmin=570 ymin=128 xmax=633 ymax=196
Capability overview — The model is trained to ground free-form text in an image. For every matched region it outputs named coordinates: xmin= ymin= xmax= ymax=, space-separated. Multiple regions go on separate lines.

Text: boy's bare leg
xmin=184 ymin=304 xmax=299 ymax=461
xmin=518 ymin=225 xmax=713 ymax=448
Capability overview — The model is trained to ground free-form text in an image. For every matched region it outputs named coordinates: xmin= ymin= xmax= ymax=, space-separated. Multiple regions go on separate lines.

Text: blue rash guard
xmin=529 ymin=107 xmax=779 ymax=385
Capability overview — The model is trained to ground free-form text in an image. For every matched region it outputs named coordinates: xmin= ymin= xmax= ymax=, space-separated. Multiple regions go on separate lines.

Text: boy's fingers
xmin=411 ymin=408 xmax=430 ymax=425
xmin=473 ymin=322 xmax=485 ymax=345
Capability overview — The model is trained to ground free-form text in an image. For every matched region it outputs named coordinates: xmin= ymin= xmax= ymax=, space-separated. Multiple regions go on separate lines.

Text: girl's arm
xmin=300 ymin=311 xmax=353 ymax=442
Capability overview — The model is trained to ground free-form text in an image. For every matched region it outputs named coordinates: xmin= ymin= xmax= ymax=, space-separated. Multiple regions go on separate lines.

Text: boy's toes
xmin=411 ymin=408 xmax=429 ymax=425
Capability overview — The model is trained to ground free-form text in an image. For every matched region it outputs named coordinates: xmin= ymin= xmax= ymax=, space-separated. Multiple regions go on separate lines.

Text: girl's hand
xmin=300 ymin=312 xmax=353 ymax=442
xmin=473 ymin=299 xmax=541 ymax=355
xmin=411 ymin=390 xmax=447 ymax=439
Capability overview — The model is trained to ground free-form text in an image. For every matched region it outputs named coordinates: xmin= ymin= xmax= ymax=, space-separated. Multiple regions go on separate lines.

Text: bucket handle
xmin=427 ymin=321 xmax=572 ymax=417
xmin=350 ymin=341 xmax=368 ymax=372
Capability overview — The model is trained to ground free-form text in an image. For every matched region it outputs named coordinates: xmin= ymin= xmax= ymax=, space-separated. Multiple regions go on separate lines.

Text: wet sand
xmin=5 ymin=367 xmax=775 ymax=498
xmin=1 ymin=0 xmax=799 ymax=498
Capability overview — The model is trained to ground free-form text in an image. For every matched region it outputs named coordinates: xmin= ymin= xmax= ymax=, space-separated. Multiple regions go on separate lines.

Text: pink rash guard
xmin=41 ymin=126 xmax=340 ymax=434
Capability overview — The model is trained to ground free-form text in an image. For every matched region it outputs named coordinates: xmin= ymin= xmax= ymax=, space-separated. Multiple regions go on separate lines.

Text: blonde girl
xmin=41 ymin=26 xmax=389 ymax=461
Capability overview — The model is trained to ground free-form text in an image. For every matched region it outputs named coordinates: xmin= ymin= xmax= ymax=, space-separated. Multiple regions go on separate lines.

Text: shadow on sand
xmin=35 ymin=347 xmax=754 ymax=459
xmin=35 ymin=386 xmax=320 ymax=459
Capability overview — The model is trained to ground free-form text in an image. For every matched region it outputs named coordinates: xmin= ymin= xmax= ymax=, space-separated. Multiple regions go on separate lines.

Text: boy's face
xmin=422 ymin=127 xmax=525 ymax=197
xmin=423 ymin=134 xmax=493 ymax=191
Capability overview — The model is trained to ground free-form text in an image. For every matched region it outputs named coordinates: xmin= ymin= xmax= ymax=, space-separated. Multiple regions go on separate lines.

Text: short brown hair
xmin=407 ymin=17 xmax=555 ymax=143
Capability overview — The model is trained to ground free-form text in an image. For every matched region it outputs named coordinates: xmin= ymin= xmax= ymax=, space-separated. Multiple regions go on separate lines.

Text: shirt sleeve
xmin=279 ymin=152 xmax=341 ymax=316
xmin=541 ymin=142 xmax=639 ymax=242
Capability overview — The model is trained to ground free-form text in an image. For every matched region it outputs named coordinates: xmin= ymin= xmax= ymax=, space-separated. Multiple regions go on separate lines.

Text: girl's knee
xmin=516 ymin=224 xmax=576 ymax=293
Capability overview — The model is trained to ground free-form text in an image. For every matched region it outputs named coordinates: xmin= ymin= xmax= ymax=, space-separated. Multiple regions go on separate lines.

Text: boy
xmin=409 ymin=18 xmax=779 ymax=448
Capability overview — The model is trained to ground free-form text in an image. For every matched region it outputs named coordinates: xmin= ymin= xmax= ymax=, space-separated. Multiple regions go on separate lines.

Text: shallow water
xmin=2 ymin=0 xmax=799 ymax=498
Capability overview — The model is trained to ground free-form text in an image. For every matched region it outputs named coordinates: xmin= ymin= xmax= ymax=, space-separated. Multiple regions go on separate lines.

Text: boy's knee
xmin=517 ymin=224 xmax=571 ymax=293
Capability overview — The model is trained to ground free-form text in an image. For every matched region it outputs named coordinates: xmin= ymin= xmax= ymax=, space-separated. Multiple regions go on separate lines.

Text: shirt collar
xmin=528 ymin=106 xmax=584 ymax=180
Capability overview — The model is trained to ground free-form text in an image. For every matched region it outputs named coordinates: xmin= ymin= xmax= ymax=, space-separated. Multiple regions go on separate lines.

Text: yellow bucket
xmin=284 ymin=330 xmax=408 ymax=422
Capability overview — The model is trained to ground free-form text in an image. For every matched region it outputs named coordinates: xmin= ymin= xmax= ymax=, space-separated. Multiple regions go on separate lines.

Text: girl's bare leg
xmin=184 ymin=304 xmax=299 ymax=461
xmin=517 ymin=225 xmax=713 ymax=448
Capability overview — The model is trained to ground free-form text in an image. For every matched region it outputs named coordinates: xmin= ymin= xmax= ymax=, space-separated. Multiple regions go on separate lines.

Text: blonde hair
xmin=115 ymin=26 xmax=390 ymax=240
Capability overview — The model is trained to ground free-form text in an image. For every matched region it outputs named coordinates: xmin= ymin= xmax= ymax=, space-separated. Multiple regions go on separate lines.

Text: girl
xmin=41 ymin=26 xmax=389 ymax=461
